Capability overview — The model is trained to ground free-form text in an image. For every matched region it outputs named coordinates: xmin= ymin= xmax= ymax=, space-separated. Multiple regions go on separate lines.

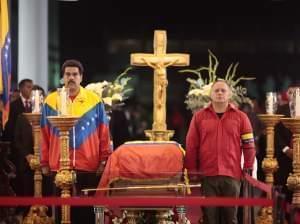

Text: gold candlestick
xmin=22 ymin=113 xmax=53 ymax=224
xmin=47 ymin=116 xmax=79 ymax=224
xmin=281 ymin=118 xmax=300 ymax=207
xmin=256 ymin=114 xmax=283 ymax=224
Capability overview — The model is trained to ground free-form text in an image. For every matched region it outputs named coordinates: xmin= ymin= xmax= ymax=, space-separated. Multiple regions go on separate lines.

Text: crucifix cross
xmin=130 ymin=30 xmax=189 ymax=141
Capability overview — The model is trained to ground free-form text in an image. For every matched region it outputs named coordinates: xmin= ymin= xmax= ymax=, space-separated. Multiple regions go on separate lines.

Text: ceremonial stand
xmin=47 ymin=116 xmax=79 ymax=224
xmin=256 ymin=114 xmax=283 ymax=224
xmin=22 ymin=113 xmax=53 ymax=224
xmin=280 ymin=118 xmax=300 ymax=207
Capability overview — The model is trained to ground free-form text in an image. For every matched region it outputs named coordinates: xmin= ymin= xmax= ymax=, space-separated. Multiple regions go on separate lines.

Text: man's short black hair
xmin=18 ymin=79 xmax=33 ymax=89
xmin=61 ymin=59 xmax=84 ymax=75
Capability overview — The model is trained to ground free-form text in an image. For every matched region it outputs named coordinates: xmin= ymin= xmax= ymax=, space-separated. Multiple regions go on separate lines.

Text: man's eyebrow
xmin=65 ymin=72 xmax=80 ymax=75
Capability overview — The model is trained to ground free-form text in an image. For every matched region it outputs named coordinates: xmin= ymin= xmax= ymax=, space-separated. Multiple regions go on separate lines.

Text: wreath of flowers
xmin=85 ymin=67 xmax=133 ymax=113
xmin=179 ymin=50 xmax=255 ymax=113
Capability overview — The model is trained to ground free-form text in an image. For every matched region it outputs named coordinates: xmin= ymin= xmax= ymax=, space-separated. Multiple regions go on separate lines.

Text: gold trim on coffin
xmin=82 ymin=183 xmax=201 ymax=195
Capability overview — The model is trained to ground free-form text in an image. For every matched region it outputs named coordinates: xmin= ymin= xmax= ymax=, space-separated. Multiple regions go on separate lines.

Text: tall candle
xmin=266 ymin=92 xmax=275 ymax=114
xmin=33 ymin=90 xmax=40 ymax=113
xmin=61 ymin=87 xmax=67 ymax=115
xmin=295 ymin=89 xmax=300 ymax=117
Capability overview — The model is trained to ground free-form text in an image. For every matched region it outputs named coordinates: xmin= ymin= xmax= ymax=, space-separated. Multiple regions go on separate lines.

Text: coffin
xmin=96 ymin=141 xmax=185 ymax=197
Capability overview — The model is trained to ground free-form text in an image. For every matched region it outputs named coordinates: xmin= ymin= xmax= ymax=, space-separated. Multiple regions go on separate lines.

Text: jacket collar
xmin=205 ymin=102 xmax=238 ymax=113
xmin=71 ymin=86 xmax=87 ymax=104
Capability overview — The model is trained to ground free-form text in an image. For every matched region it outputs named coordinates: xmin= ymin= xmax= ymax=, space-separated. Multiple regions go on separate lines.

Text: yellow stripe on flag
xmin=0 ymin=0 xmax=9 ymax=94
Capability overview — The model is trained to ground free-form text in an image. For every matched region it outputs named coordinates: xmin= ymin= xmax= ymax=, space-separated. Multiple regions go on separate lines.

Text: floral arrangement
xmin=85 ymin=67 xmax=133 ymax=113
xmin=179 ymin=50 xmax=255 ymax=113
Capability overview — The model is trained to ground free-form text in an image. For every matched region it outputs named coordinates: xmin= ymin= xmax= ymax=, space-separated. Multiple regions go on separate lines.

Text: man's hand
xmin=243 ymin=168 xmax=253 ymax=176
xmin=41 ymin=165 xmax=50 ymax=176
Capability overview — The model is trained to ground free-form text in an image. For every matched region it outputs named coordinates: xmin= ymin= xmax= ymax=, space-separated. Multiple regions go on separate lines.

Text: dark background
xmin=10 ymin=0 xmax=300 ymax=142
xmin=57 ymin=0 xmax=300 ymax=142
xmin=57 ymin=0 xmax=300 ymax=95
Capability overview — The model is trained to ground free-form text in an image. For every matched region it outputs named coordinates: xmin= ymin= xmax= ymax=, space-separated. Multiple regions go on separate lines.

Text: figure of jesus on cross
xmin=131 ymin=30 xmax=190 ymax=141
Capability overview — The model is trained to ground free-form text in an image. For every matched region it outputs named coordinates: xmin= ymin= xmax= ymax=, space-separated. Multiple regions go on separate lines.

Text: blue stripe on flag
xmin=70 ymin=103 xmax=108 ymax=149
xmin=1 ymin=33 xmax=11 ymax=105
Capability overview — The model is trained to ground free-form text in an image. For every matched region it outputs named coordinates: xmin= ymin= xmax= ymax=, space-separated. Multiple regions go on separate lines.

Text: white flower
xmin=188 ymin=89 xmax=202 ymax=96
xmin=85 ymin=81 xmax=109 ymax=98
xmin=180 ymin=50 xmax=254 ymax=113
xmin=103 ymin=97 xmax=112 ymax=106
xmin=201 ymin=82 xmax=213 ymax=96
xmin=112 ymin=93 xmax=122 ymax=102
xmin=84 ymin=67 xmax=133 ymax=113
xmin=112 ymin=83 xmax=122 ymax=92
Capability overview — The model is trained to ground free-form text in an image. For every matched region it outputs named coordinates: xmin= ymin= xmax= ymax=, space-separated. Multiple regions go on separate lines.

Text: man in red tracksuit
xmin=185 ymin=79 xmax=256 ymax=224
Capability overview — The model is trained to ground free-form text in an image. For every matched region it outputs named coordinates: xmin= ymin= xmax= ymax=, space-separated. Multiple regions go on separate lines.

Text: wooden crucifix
xmin=131 ymin=30 xmax=190 ymax=141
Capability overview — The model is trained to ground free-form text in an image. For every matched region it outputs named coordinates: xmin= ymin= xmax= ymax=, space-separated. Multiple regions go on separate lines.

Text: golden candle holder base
xmin=23 ymin=113 xmax=54 ymax=224
xmin=144 ymin=129 xmax=174 ymax=141
xmin=47 ymin=115 xmax=79 ymax=224
xmin=256 ymin=114 xmax=283 ymax=224
xmin=281 ymin=118 xmax=300 ymax=208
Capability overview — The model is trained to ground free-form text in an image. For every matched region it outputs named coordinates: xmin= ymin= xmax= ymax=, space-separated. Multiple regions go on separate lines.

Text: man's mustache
xmin=67 ymin=80 xmax=76 ymax=85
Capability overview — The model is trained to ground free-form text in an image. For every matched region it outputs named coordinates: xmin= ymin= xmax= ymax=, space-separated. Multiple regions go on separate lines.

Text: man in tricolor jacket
xmin=40 ymin=59 xmax=112 ymax=223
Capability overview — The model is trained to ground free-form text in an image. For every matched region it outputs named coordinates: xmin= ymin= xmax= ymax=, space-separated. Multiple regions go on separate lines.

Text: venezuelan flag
xmin=0 ymin=0 xmax=11 ymax=128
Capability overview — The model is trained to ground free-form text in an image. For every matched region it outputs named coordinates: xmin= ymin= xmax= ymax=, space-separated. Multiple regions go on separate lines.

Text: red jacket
xmin=185 ymin=103 xmax=256 ymax=180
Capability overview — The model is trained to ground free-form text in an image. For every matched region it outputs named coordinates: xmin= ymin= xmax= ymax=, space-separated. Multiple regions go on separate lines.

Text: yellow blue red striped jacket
xmin=40 ymin=86 xmax=112 ymax=171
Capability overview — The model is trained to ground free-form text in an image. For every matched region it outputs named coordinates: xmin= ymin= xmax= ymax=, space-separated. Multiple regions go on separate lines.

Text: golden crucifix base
xmin=144 ymin=129 xmax=174 ymax=141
